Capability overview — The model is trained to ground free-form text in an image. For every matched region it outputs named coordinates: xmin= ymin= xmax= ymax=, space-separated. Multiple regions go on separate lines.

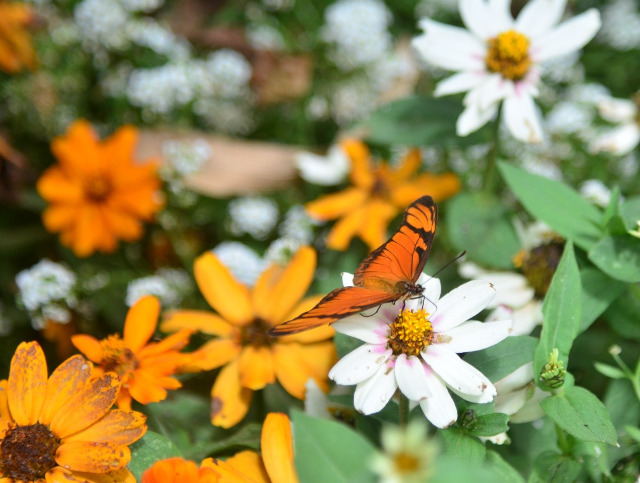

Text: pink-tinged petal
xmin=457 ymin=101 xmax=498 ymax=136
xmin=503 ymin=92 xmax=544 ymax=143
xmin=434 ymin=72 xmax=485 ymax=97
xmin=510 ymin=300 xmax=543 ymax=336
xmin=591 ymin=125 xmax=640 ymax=156
xmin=531 ymin=9 xmax=601 ymax=62
xmin=353 ymin=363 xmax=398 ymax=415
xmin=515 ymin=0 xmax=567 ymax=38
xmin=418 ymin=371 xmax=458 ymax=429
xmin=464 ymin=74 xmax=511 ymax=110
xmin=332 ymin=317 xmax=389 ymax=344
xmin=328 ymin=344 xmax=391 ymax=385
xmin=430 ymin=280 xmax=496 ymax=332
xmin=598 ymin=98 xmax=637 ymax=123
xmin=412 ymin=19 xmax=485 ymax=72
xmin=441 ymin=319 xmax=512 ymax=353
xmin=394 ymin=355 xmax=431 ymax=401
xmin=423 ymin=345 xmax=496 ymax=399
xmin=460 ymin=0 xmax=514 ymax=39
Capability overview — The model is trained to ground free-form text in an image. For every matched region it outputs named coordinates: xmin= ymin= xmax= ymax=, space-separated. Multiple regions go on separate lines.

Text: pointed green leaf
xmin=486 ymin=451 xmax=525 ymax=483
xmin=578 ymin=267 xmax=627 ymax=332
xmin=129 ymin=431 xmax=182 ymax=481
xmin=593 ymin=362 xmax=627 ymax=380
xmin=440 ymin=427 xmax=486 ymax=463
xmin=620 ymin=195 xmax=640 ymax=231
xmin=468 ymin=413 xmax=509 ymax=437
xmin=605 ymin=284 xmax=640 ymax=340
xmin=588 ymin=235 xmax=640 ymax=283
xmin=529 ymin=451 xmax=582 ymax=483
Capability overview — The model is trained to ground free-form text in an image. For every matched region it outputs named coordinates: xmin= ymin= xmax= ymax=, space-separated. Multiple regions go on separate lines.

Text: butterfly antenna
xmin=431 ymin=251 xmax=466 ymax=279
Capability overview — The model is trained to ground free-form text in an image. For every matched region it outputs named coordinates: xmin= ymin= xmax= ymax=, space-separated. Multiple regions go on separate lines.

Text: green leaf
xmin=588 ymin=235 xmax=640 ymax=283
xmin=620 ymin=195 xmax=640 ymax=231
xmin=540 ymin=386 xmax=618 ymax=445
xmin=432 ymin=455 xmax=497 ymax=483
xmin=534 ymin=242 xmax=582 ymax=378
xmin=529 ymin=451 xmax=582 ymax=483
xmin=446 ymin=192 xmax=521 ymax=269
xmin=624 ymin=425 xmax=640 ymax=442
xmin=593 ymin=362 xmax=627 ymax=379
xmin=464 ymin=336 xmax=537 ymax=383
xmin=578 ymin=267 xmax=627 ymax=332
xmin=334 ymin=332 xmax=364 ymax=359
xmin=602 ymin=187 xmax=621 ymax=227
xmin=439 ymin=427 xmax=486 ymax=463
xmin=485 ymin=451 xmax=526 ymax=483
xmin=361 ymin=96 xmax=487 ymax=147
xmin=292 ymin=411 xmax=377 ymax=483
xmin=604 ymin=284 xmax=640 ymax=340
xmin=498 ymin=163 xmax=602 ymax=250
xmin=468 ymin=413 xmax=510 ymax=437
xmin=129 ymin=431 xmax=182 ymax=481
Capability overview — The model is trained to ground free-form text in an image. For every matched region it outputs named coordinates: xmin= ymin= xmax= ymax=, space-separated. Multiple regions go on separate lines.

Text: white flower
xmin=162 ymin=139 xmax=212 ymax=178
xmin=591 ymin=95 xmax=640 ymax=156
xmin=126 ymin=268 xmax=191 ymax=307
xmin=598 ymin=0 xmax=640 ymax=51
xmin=296 ymin=144 xmax=350 ymax=186
xmin=494 ymin=363 xmax=546 ymax=424
xmin=412 ymin=0 xmax=601 ymax=143
xmin=213 ymin=241 xmax=266 ymax=286
xmin=16 ymin=259 xmax=77 ymax=312
xmin=329 ymin=275 xmax=512 ymax=428
xmin=580 ymin=179 xmax=614 ymax=208
xmin=228 ymin=197 xmax=279 ymax=240
xmin=278 ymin=205 xmax=319 ymax=244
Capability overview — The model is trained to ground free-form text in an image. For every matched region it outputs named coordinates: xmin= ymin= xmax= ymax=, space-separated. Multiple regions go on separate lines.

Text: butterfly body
xmin=269 ymin=195 xmax=437 ymax=335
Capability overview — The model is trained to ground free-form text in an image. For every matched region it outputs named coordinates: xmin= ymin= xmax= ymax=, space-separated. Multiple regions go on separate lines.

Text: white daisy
xmin=329 ymin=276 xmax=512 ymax=428
xmin=591 ymin=94 xmax=640 ymax=155
xmin=295 ymin=144 xmax=350 ymax=186
xmin=412 ymin=0 xmax=601 ymax=143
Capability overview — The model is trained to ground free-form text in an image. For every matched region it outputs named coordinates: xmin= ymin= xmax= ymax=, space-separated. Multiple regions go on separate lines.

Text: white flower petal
xmin=418 ymin=371 xmax=458 ymax=428
xmin=510 ymin=300 xmax=543 ymax=336
xmin=441 ymin=319 xmax=512 ymax=353
xmin=463 ymin=74 xmax=511 ymax=109
xmin=457 ymin=101 xmax=499 ymax=136
xmin=598 ymin=98 xmax=637 ymax=123
xmin=417 ymin=275 xmax=441 ymax=306
xmin=422 ymin=344 xmax=496 ymax=399
xmin=395 ymin=354 xmax=432 ymax=401
xmin=329 ymin=344 xmax=391 ymax=385
xmin=332 ymin=315 xmax=389 ymax=344
xmin=342 ymin=272 xmax=354 ymax=286
xmin=531 ymin=9 xmax=601 ymax=62
xmin=488 ymin=0 xmax=514 ymax=31
xmin=412 ymin=19 xmax=486 ymax=71
xmin=494 ymin=386 xmax=529 ymax=415
xmin=515 ymin=0 xmax=567 ymax=39
xmin=434 ymin=71 xmax=486 ymax=97
xmin=296 ymin=145 xmax=349 ymax=186
xmin=494 ymin=362 xmax=534 ymax=393
xmin=591 ymin=125 xmax=640 ymax=156
xmin=304 ymin=378 xmax=332 ymax=419
xmin=503 ymin=91 xmax=544 ymax=143
xmin=430 ymin=280 xmax=496 ymax=332
xmin=354 ymin=362 xmax=398 ymax=415
xmin=510 ymin=387 xmax=547 ymax=423
xmin=460 ymin=0 xmax=514 ymax=39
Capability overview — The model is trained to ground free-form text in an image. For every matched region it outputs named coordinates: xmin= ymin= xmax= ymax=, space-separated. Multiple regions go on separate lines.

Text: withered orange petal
xmin=7 ymin=341 xmax=48 ymax=425
xmin=161 ymin=310 xmax=236 ymax=336
xmin=40 ymin=355 xmax=92 ymax=427
xmin=49 ymin=372 xmax=120 ymax=439
xmin=325 ymin=206 xmax=366 ymax=251
xmin=253 ymin=246 xmax=316 ymax=325
xmin=56 ymin=441 xmax=131 ymax=473
xmin=137 ymin=329 xmax=192 ymax=359
xmin=304 ymin=187 xmax=367 ymax=221
xmin=180 ymin=339 xmax=241 ymax=372
xmin=238 ymin=346 xmax=275 ymax=390
xmin=64 ymin=409 xmax=146 ymax=445
xmin=71 ymin=335 xmax=104 ymax=363
xmin=195 ymin=253 xmax=253 ymax=326
xmin=127 ymin=370 xmax=171 ymax=405
xmin=64 ymin=467 xmax=137 ymax=483
xmin=262 ymin=413 xmax=298 ymax=483
xmin=211 ymin=360 xmax=252 ymax=429
xmin=359 ymin=199 xmax=396 ymax=252
xmin=124 ymin=296 xmax=160 ymax=353
xmin=37 ymin=167 xmax=84 ymax=204
xmin=205 ymin=453 xmax=268 ymax=483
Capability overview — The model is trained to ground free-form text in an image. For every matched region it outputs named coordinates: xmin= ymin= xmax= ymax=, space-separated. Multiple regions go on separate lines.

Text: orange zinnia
xmin=305 ymin=139 xmax=460 ymax=251
xmin=161 ymin=247 xmax=336 ymax=428
xmin=0 ymin=1 xmax=37 ymax=74
xmin=0 ymin=341 xmax=146 ymax=482
xmin=141 ymin=457 xmax=220 ymax=483
xmin=72 ymin=295 xmax=195 ymax=411
xmin=37 ymin=120 xmax=162 ymax=257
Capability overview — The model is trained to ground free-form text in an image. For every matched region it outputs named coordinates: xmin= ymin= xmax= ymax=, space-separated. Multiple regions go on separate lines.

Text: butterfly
xmin=269 ymin=195 xmax=437 ymax=336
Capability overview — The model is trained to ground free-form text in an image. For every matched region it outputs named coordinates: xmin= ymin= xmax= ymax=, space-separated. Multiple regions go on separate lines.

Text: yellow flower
xmin=305 ymin=139 xmax=460 ymax=251
xmin=0 ymin=341 xmax=146 ymax=482
xmin=0 ymin=1 xmax=37 ymax=74
xmin=37 ymin=120 xmax=162 ymax=257
xmin=162 ymin=247 xmax=336 ymax=428
xmin=72 ymin=295 xmax=195 ymax=411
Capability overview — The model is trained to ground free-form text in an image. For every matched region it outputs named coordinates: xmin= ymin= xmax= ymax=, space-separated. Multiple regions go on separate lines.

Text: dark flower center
xmin=84 ymin=175 xmax=113 ymax=202
xmin=1 ymin=423 xmax=60 ymax=480
xmin=517 ymin=241 xmax=564 ymax=297
xmin=101 ymin=335 xmax=139 ymax=376
xmin=240 ymin=318 xmax=274 ymax=347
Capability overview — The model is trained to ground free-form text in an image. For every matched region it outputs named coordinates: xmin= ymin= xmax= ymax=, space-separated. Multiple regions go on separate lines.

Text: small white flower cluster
xmin=213 ymin=242 xmax=267 ymax=286
xmin=126 ymin=268 xmax=191 ymax=307
xmin=598 ymin=0 xmax=640 ymax=51
xmin=15 ymin=259 xmax=77 ymax=329
xmin=262 ymin=206 xmax=321 ymax=264
xmin=162 ymin=139 xmax=212 ymax=179
xmin=246 ymin=23 xmax=286 ymax=51
xmin=228 ymin=197 xmax=279 ymax=240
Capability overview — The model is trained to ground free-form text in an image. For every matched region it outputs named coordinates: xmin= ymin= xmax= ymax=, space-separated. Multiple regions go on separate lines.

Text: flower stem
xmin=482 ymin=104 xmax=502 ymax=194
xmin=398 ymin=393 xmax=410 ymax=428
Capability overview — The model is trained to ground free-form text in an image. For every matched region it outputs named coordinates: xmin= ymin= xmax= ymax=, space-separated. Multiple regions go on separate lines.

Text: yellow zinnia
xmin=0 ymin=1 xmax=37 ymax=74
xmin=306 ymin=139 xmax=460 ymax=251
xmin=37 ymin=120 xmax=163 ymax=257
xmin=161 ymin=246 xmax=336 ymax=428
xmin=0 ymin=341 xmax=146 ymax=482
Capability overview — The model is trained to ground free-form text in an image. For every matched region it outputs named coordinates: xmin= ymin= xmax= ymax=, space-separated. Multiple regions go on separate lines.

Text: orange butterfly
xmin=269 ymin=195 xmax=437 ymax=335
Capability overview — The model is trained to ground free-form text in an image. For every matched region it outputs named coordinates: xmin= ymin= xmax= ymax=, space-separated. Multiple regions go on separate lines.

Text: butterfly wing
xmin=354 ymin=195 xmax=437 ymax=291
xmin=268 ymin=285 xmax=397 ymax=335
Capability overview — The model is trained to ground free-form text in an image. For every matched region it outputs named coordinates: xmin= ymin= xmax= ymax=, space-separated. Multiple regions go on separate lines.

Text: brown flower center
xmin=513 ymin=241 xmax=564 ymax=297
xmin=485 ymin=30 xmax=531 ymax=81
xmin=84 ymin=175 xmax=113 ymax=202
xmin=100 ymin=335 xmax=138 ymax=377
xmin=388 ymin=309 xmax=433 ymax=357
xmin=240 ymin=318 xmax=274 ymax=348
xmin=0 ymin=423 xmax=61 ymax=480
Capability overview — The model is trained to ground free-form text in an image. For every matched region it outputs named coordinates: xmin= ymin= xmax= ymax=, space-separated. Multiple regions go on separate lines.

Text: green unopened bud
xmin=540 ymin=348 xmax=565 ymax=389
xmin=459 ymin=409 xmax=478 ymax=430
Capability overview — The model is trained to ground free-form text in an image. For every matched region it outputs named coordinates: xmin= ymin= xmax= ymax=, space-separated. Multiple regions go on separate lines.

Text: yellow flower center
xmin=515 ymin=241 xmax=564 ymax=297
xmin=485 ymin=30 xmax=531 ymax=81
xmin=0 ymin=423 xmax=60 ymax=480
xmin=388 ymin=309 xmax=433 ymax=357
xmin=100 ymin=335 xmax=138 ymax=377
xmin=84 ymin=175 xmax=113 ymax=202
xmin=393 ymin=451 xmax=421 ymax=474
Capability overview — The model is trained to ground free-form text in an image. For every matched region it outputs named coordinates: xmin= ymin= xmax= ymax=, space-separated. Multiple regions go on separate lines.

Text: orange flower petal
xmin=359 ymin=199 xmax=397 ymax=252
xmin=238 ymin=346 xmax=275 ymax=390
xmin=341 ymin=139 xmax=374 ymax=189
xmin=292 ymin=342 xmax=337 ymax=392
xmin=99 ymin=205 xmax=144 ymax=241
xmin=63 ymin=467 xmax=137 ymax=483
xmin=305 ymin=187 xmax=367 ymax=221
xmin=137 ymin=328 xmax=192 ymax=360
xmin=42 ymin=204 xmax=80 ymax=232
xmin=7 ymin=341 xmax=48 ymax=425
xmin=51 ymin=120 xmax=100 ymax=175
xmin=36 ymin=167 xmax=84 ymax=204
xmin=71 ymin=335 xmax=104 ymax=363
xmin=205 ymin=453 xmax=268 ymax=483
xmin=262 ymin=413 xmax=298 ymax=483
xmin=194 ymin=253 xmax=253 ymax=326
xmin=273 ymin=342 xmax=336 ymax=399
xmin=253 ymin=246 xmax=316 ymax=325
xmin=388 ymin=148 xmax=421 ymax=184
xmin=211 ymin=360 xmax=252 ymax=429
xmin=391 ymin=173 xmax=461 ymax=206
xmin=70 ymin=204 xmax=106 ymax=257
xmin=0 ymin=380 xmax=9 ymax=424
xmin=124 ymin=296 xmax=160 ymax=353
xmin=127 ymin=369 xmax=174 ymax=405
xmin=325 ymin=206 xmax=366 ymax=251
xmin=56 ymin=441 xmax=131 ymax=473
xmin=64 ymin=409 xmax=146 ymax=445
xmin=40 ymin=355 xmax=92 ymax=427
xmin=100 ymin=125 xmax=138 ymax=172
xmin=141 ymin=458 xmax=216 ymax=483
xmin=183 ymin=339 xmax=242 ymax=371
xmin=161 ymin=310 xmax=236 ymax=336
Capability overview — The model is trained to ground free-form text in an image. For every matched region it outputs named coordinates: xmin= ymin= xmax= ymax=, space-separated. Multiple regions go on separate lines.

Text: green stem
xmin=398 ymin=394 xmax=410 ymax=428
xmin=482 ymin=104 xmax=502 ymax=194
xmin=555 ymin=424 xmax=571 ymax=454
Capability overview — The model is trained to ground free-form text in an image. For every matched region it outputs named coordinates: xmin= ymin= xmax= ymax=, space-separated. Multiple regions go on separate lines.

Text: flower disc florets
xmin=388 ymin=309 xmax=433 ymax=356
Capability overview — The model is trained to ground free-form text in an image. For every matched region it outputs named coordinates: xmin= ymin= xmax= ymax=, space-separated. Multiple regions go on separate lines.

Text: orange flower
xmin=0 ymin=341 xmax=146 ymax=482
xmin=305 ymin=139 xmax=460 ymax=251
xmin=161 ymin=247 xmax=336 ymax=428
xmin=37 ymin=120 xmax=162 ymax=257
xmin=0 ymin=1 xmax=37 ymax=74
xmin=72 ymin=295 xmax=195 ymax=411
xmin=141 ymin=457 xmax=220 ymax=483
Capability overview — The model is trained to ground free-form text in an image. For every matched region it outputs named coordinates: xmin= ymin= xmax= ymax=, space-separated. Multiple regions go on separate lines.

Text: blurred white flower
xmin=162 ymin=138 xmax=212 ymax=178
xmin=545 ymin=100 xmax=593 ymax=136
xmin=120 ymin=0 xmax=164 ymax=12
xmin=247 ymin=24 xmax=286 ymax=50
xmin=598 ymin=0 xmax=640 ymax=51
xmin=591 ymin=95 xmax=640 ymax=156
xmin=228 ymin=197 xmax=279 ymax=240
xmin=580 ymin=179 xmax=614 ymax=208
xmin=278 ymin=205 xmax=319 ymax=244
xmin=16 ymin=259 xmax=77 ymax=312
xmin=494 ymin=363 xmax=546 ymax=424
xmin=204 ymin=49 xmax=253 ymax=98
xmin=412 ymin=0 xmax=601 ymax=142
xmin=126 ymin=268 xmax=191 ymax=307
xmin=296 ymin=144 xmax=350 ymax=186
xmin=127 ymin=19 xmax=190 ymax=60
xmin=74 ymin=0 xmax=131 ymax=52
xmin=265 ymin=238 xmax=304 ymax=265
xmin=213 ymin=241 xmax=266 ymax=286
